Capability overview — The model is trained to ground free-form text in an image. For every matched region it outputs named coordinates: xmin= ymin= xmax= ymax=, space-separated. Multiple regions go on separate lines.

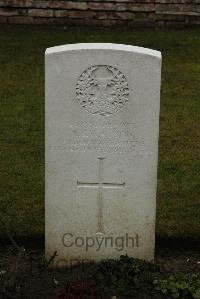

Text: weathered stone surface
xmin=0 ymin=7 xmax=26 ymax=16
xmin=0 ymin=0 xmax=198 ymax=26
xmin=88 ymin=2 xmax=116 ymax=11
xmin=0 ymin=0 xmax=34 ymax=7
xmin=156 ymin=10 xmax=199 ymax=16
xmin=156 ymin=3 xmax=195 ymax=12
xmin=8 ymin=16 xmax=34 ymax=23
xmin=95 ymin=11 xmax=134 ymax=19
xmin=28 ymin=8 xmax=53 ymax=17
xmin=45 ymin=43 xmax=161 ymax=265
xmin=49 ymin=1 xmax=88 ymax=10
xmin=55 ymin=10 xmax=95 ymax=18
xmin=34 ymin=1 xmax=50 ymax=9
xmin=129 ymin=4 xmax=155 ymax=11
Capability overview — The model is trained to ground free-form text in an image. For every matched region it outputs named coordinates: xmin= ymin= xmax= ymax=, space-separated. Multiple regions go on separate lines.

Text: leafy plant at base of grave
xmin=153 ymin=273 xmax=200 ymax=299
xmin=92 ymin=255 xmax=161 ymax=297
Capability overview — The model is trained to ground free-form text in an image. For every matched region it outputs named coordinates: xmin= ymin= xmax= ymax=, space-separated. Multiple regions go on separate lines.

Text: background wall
xmin=0 ymin=0 xmax=199 ymax=27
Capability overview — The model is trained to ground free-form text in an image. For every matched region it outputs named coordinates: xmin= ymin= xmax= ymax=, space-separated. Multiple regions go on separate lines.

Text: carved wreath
xmin=76 ymin=65 xmax=129 ymax=116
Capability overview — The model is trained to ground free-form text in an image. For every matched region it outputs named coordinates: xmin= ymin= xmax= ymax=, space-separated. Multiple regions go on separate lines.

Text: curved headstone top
xmin=45 ymin=43 xmax=161 ymax=59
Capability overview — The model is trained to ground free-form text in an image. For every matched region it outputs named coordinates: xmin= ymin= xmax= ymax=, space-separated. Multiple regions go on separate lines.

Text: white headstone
xmin=45 ymin=43 xmax=161 ymax=266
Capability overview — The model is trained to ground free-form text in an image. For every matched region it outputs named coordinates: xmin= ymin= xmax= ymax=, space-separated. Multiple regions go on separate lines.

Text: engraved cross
xmin=77 ymin=158 xmax=125 ymax=234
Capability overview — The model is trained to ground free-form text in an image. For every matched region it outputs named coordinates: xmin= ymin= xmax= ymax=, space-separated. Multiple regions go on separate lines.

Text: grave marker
xmin=45 ymin=43 xmax=162 ymax=265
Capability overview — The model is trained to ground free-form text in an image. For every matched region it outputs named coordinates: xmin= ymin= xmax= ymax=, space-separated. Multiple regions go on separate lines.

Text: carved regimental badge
xmin=76 ymin=65 xmax=129 ymax=116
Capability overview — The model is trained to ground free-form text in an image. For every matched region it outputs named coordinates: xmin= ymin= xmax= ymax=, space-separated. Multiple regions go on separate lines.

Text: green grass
xmin=0 ymin=26 xmax=199 ymax=239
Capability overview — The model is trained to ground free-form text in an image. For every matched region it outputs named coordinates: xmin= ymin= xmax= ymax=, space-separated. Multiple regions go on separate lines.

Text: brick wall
xmin=0 ymin=0 xmax=199 ymax=27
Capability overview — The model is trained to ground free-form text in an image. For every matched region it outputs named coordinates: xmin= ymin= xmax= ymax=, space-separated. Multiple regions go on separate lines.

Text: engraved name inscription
xmin=69 ymin=123 xmax=137 ymax=153
xmin=47 ymin=122 xmax=149 ymax=154
xmin=76 ymin=65 xmax=129 ymax=116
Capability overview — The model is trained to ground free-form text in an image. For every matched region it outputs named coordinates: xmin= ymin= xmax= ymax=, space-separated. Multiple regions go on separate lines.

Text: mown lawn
xmin=0 ymin=25 xmax=199 ymax=239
